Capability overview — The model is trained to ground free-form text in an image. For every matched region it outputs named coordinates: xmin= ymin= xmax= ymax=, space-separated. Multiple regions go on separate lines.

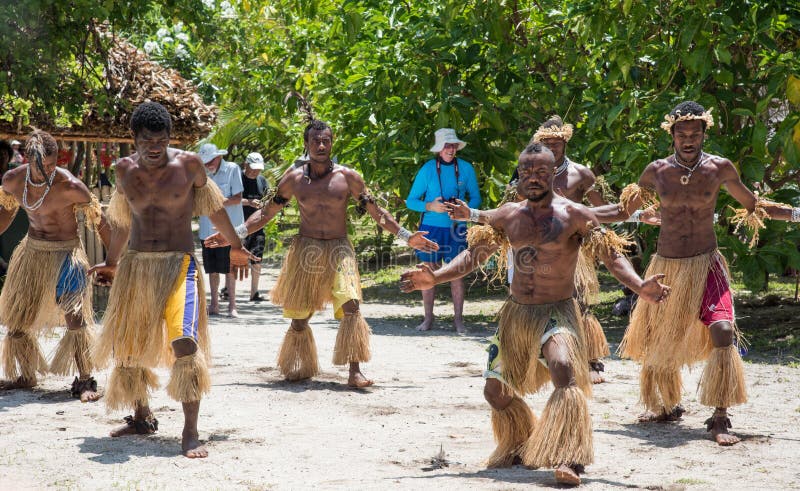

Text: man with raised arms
xmin=589 ymin=100 xmax=795 ymax=445
xmin=402 ymin=143 xmax=669 ymax=485
xmin=206 ymin=119 xmax=437 ymax=388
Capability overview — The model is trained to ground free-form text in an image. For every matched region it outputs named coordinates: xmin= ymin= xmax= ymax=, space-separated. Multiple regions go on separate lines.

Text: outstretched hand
xmin=88 ymin=262 xmax=116 ymax=286
xmin=641 ymin=205 xmax=661 ymax=226
xmin=400 ymin=263 xmax=436 ymax=292
xmin=638 ymin=273 xmax=670 ymax=304
xmin=445 ymin=198 xmax=470 ymax=221
xmin=229 ymin=247 xmax=257 ymax=280
xmin=204 ymin=232 xmax=230 ymax=249
xmin=407 ymin=231 xmax=439 ymax=252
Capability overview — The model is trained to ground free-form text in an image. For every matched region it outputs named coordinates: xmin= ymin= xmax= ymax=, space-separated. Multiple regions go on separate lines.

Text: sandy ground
xmin=1 ymin=262 xmax=799 ymax=491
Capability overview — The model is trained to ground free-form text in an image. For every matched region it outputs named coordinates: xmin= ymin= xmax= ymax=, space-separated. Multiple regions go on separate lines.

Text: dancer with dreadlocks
xmin=404 ymin=143 xmax=670 ymax=485
xmin=205 ymin=118 xmax=438 ymax=388
xmin=590 ymin=100 xmax=794 ymax=445
xmin=0 ymin=130 xmax=104 ymax=402
xmin=90 ymin=102 xmax=252 ymax=458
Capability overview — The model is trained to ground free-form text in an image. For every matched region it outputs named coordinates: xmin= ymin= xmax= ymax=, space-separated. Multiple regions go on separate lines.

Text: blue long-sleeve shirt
xmin=406 ymin=158 xmax=481 ymax=227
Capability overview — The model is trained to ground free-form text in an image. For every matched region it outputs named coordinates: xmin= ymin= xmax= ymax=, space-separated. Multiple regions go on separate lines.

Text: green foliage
xmin=0 ymin=1 xmax=212 ymax=125
xmin=4 ymin=0 xmax=800 ymax=289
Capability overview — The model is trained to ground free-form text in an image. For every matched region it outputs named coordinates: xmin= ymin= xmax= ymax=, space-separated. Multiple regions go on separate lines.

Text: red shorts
xmin=700 ymin=258 xmax=734 ymax=326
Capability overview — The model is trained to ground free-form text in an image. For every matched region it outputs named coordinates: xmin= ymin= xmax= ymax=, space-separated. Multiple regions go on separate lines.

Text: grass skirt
xmin=0 ymin=236 xmax=93 ymax=333
xmin=105 ymin=366 xmax=159 ymax=411
xmin=487 ymin=397 xmax=537 ymax=468
xmin=2 ymin=331 xmax=47 ymax=381
xmin=583 ymin=312 xmax=609 ymax=360
xmin=698 ymin=345 xmax=747 ymax=408
xmin=522 ymin=385 xmax=593 ymax=468
xmin=619 ymin=251 xmax=723 ymax=369
xmin=192 ymin=179 xmax=226 ymax=217
xmin=332 ymin=312 xmax=372 ymax=365
xmin=94 ymin=250 xmax=210 ymax=369
xmin=574 ymin=249 xmax=599 ymax=308
xmin=640 ymin=364 xmax=682 ymax=413
xmin=166 ymin=353 xmax=211 ymax=403
xmin=496 ymin=298 xmax=591 ymax=396
xmin=276 ymin=327 xmax=320 ymax=381
xmin=271 ymin=236 xmax=361 ymax=313
xmin=49 ymin=326 xmax=95 ymax=376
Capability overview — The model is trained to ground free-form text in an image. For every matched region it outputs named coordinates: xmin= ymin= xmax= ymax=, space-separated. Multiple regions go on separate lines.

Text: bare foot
xmin=416 ymin=318 xmax=434 ymax=331
xmin=706 ymin=411 xmax=740 ymax=446
xmin=71 ymin=377 xmax=102 ymax=402
xmin=182 ymin=429 xmax=209 ymax=458
xmin=0 ymin=377 xmax=36 ymax=390
xmin=80 ymin=388 xmax=102 ymax=403
xmin=589 ymin=361 xmax=605 ymax=384
xmin=454 ymin=319 xmax=466 ymax=334
xmin=554 ymin=464 xmax=582 ymax=486
xmin=638 ymin=404 xmax=685 ymax=423
xmin=207 ymin=304 xmax=220 ymax=316
xmin=348 ymin=370 xmax=374 ymax=388
xmin=110 ymin=415 xmax=158 ymax=437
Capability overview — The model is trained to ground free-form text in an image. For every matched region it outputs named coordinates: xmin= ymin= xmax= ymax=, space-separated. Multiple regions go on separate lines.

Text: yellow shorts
xmin=164 ymin=255 xmax=200 ymax=343
xmin=284 ymin=256 xmax=360 ymax=320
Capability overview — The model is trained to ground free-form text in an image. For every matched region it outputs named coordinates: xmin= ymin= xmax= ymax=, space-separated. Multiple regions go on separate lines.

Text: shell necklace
xmin=672 ymin=152 xmax=706 ymax=186
xmin=554 ymin=157 xmax=570 ymax=177
xmin=22 ymin=164 xmax=57 ymax=210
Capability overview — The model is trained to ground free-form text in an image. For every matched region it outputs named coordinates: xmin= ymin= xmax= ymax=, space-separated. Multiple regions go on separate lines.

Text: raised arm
xmin=444 ymin=199 xmax=507 ymax=225
xmin=719 ymin=159 xmax=794 ymax=221
xmin=577 ymin=208 xmax=669 ymax=304
xmin=346 ymin=169 xmax=437 ymax=252
xmin=400 ymin=231 xmax=500 ymax=292
xmin=590 ymin=164 xmax=657 ymax=223
xmin=203 ymin=170 xmax=295 ymax=249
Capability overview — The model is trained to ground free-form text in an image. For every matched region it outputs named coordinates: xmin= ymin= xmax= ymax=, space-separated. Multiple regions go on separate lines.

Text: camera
xmin=444 ymin=197 xmax=459 ymax=204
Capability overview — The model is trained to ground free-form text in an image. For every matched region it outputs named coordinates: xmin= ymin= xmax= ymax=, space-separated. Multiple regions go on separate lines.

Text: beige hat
xmin=430 ymin=128 xmax=466 ymax=153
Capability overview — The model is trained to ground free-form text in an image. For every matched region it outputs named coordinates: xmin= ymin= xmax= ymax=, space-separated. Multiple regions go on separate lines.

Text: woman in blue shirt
xmin=406 ymin=128 xmax=481 ymax=333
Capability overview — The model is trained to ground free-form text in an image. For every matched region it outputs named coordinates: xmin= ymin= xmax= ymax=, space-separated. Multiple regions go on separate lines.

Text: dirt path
xmin=1 ymin=263 xmax=798 ymax=490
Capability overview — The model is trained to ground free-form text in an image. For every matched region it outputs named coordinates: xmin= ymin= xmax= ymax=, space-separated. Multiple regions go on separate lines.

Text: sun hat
xmin=245 ymin=152 xmax=265 ymax=170
xmin=429 ymin=128 xmax=466 ymax=153
xmin=198 ymin=143 xmax=227 ymax=164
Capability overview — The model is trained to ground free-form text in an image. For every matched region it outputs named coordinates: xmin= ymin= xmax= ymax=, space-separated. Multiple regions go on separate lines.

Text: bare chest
xmin=505 ymin=209 xmax=573 ymax=252
xmin=552 ymin=169 xmax=586 ymax=202
xmin=655 ymin=166 xmax=720 ymax=209
xmin=294 ymin=174 xmax=350 ymax=209
xmin=122 ymin=168 xmax=192 ymax=212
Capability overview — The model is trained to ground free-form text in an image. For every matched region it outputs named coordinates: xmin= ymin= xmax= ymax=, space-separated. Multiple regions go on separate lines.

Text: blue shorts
xmin=415 ymin=222 xmax=468 ymax=263
xmin=56 ymin=256 xmax=87 ymax=299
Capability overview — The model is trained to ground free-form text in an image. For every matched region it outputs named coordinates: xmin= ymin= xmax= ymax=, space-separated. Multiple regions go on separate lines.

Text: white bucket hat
xmin=245 ymin=152 xmax=265 ymax=170
xmin=430 ymin=128 xmax=466 ymax=153
xmin=198 ymin=143 xmax=227 ymax=164
xmin=10 ymin=140 xmax=20 ymax=146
